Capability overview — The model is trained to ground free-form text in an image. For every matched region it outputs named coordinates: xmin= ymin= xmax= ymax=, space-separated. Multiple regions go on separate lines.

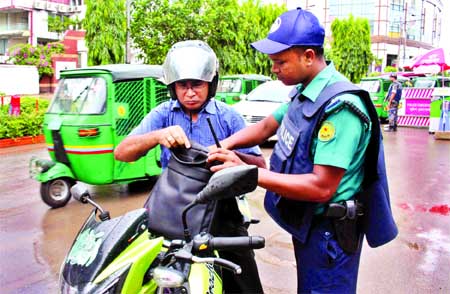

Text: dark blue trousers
xmin=293 ymin=218 xmax=363 ymax=294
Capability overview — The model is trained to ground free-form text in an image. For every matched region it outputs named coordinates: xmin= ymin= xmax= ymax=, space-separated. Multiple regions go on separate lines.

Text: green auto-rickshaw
xmin=215 ymin=74 xmax=272 ymax=105
xmin=30 ymin=64 xmax=169 ymax=208
xmin=360 ymin=74 xmax=416 ymax=122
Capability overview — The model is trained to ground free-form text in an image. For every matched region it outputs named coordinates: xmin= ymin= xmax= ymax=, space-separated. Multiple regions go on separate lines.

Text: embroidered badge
xmin=318 ymin=121 xmax=335 ymax=142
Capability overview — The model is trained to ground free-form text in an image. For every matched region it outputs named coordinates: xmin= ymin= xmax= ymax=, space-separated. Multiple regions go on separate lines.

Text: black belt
xmin=312 ymin=200 xmax=364 ymax=228
xmin=323 ymin=200 xmax=364 ymax=220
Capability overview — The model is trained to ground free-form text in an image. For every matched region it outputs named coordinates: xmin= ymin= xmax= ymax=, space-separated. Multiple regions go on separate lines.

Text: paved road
xmin=0 ymin=128 xmax=449 ymax=293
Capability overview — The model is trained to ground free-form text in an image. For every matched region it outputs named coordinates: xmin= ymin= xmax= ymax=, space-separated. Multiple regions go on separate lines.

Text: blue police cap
xmin=251 ymin=8 xmax=325 ymax=54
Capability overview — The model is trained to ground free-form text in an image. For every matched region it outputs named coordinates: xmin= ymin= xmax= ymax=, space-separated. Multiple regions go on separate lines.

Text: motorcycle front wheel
xmin=40 ymin=177 xmax=75 ymax=208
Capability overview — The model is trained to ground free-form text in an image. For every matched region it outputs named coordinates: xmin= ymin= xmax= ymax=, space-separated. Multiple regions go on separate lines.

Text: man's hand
xmin=158 ymin=125 xmax=191 ymax=149
xmin=207 ymin=148 xmax=245 ymax=172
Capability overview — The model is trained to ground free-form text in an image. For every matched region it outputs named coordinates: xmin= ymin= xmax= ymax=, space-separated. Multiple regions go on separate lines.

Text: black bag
xmin=145 ymin=142 xmax=218 ymax=240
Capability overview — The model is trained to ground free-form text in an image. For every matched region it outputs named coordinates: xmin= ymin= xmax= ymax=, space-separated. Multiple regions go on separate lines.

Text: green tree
xmin=329 ymin=14 xmax=375 ymax=83
xmin=48 ymin=15 xmax=75 ymax=34
xmin=83 ymin=0 xmax=126 ymax=65
xmin=48 ymin=14 xmax=82 ymax=32
xmin=130 ymin=0 xmax=285 ymax=75
xmin=131 ymin=0 xmax=204 ymax=65
xmin=206 ymin=0 xmax=285 ymax=75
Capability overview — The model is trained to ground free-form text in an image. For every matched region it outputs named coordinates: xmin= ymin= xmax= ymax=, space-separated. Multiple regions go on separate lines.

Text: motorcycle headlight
xmin=152 ymin=266 xmax=185 ymax=288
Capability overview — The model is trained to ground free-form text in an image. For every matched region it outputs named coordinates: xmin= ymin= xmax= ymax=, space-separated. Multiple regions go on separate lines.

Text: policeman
xmin=208 ymin=8 xmax=398 ymax=293
xmin=385 ymin=73 xmax=403 ymax=131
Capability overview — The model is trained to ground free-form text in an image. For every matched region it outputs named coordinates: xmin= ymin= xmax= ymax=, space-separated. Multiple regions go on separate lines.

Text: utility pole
xmin=396 ymin=0 xmax=407 ymax=70
xmin=125 ymin=0 xmax=131 ymax=64
xmin=396 ymin=19 xmax=402 ymax=69
xmin=403 ymin=1 xmax=408 ymax=67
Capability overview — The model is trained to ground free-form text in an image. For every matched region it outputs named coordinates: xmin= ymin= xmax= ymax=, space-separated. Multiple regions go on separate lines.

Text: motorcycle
xmin=59 ymin=164 xmax=264 ymax=294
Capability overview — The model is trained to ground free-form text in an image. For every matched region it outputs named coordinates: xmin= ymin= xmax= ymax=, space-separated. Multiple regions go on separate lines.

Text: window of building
xmin=0 ymin=12 xmax=28 ymax=31
xmin=70 ymin=0 xmax=84 ymax=6
xmin=386 ymin=54 xmax=397 ymax=67
xmin=328 ymin=0 xmax=376 ymax=33
xmin=391 ymin=0 xmax=403 ymax=12
xmin=0 ymin=39 xmax=7 ymax=55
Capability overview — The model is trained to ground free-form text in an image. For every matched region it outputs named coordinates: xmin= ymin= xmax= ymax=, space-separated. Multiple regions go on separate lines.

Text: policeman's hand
xmin=207 ymin=139 xmax=227 ymax=152
xmin=159 ymin=125 xmax=191 ymax=149
xmin=207 ymin=148 xmax=245 ymax=172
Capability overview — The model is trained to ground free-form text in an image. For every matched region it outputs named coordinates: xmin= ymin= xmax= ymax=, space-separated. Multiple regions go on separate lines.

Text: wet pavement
xmin=0 ymin=127 xmax=449 ymax=293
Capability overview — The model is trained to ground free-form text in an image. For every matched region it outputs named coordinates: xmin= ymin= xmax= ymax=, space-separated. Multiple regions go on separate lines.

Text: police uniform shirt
xmin=272 ymin=62 xmax=372 ymax=209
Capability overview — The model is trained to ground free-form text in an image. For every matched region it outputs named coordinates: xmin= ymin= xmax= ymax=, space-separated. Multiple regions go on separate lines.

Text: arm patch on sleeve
xmin=318 ymin=121 xmax=335 ymax=142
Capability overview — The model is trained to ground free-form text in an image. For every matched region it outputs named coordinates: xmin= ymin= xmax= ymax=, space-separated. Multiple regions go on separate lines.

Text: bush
xmin=368 ymin=71 xmax=382 ymax=77
xmin=7 ymin=43 xmax=64 ymax=77
xmin=384 ymin=66 xmax=397 ymax=73
xmin=0 ymin=97 xmax=49 ymax=139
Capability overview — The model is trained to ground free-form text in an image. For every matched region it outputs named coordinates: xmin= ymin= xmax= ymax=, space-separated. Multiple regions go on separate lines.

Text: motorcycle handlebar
xmin=191 ymin=256 xmax=242 ymax=275
xmin=210 ymin=236 xmax=265 ymax=251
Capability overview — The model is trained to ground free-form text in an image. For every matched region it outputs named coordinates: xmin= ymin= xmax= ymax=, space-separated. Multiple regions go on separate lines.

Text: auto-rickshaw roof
xmin=414 ymin=76 xmax=450 ymax=82
xmin=60 ymin=64 xmax=163 ymax=82
xmin=220 ymin=74 xmax=272 ymax=82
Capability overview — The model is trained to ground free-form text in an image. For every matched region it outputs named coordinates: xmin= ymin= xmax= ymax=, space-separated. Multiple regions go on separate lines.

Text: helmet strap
xmin=208 ymin=74 xmax=219 ymax=99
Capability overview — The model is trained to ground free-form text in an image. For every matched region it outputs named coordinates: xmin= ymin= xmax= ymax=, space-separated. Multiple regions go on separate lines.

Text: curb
xmin=0 ymin=135 xmax=45 ymax=148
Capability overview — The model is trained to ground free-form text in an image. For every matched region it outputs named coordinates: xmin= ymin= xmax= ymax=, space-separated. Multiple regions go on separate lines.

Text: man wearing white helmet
xmin=115 ymin=40 xmax=264 ymax=293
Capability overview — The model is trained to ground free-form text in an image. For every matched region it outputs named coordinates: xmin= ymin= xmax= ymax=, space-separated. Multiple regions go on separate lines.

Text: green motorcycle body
xmin=60 ymin=208 xmax=223 ymax=293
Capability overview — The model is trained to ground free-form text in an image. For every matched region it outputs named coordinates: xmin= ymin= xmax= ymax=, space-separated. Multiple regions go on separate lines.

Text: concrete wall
xmin=0 ymin=64 xmax=39 ymax=95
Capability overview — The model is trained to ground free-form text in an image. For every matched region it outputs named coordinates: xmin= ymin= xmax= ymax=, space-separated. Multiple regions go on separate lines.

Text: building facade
xmin=0 ymin=0 xmax=84 ymax=63
xmin=280 ymin=0 xmax=443 ymax=71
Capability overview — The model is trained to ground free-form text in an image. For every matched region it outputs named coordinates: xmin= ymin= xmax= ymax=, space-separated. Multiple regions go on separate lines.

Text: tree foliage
xmin=48 ymin=15 xmax=83 ymax=33
xmin=130 ymin=0 xmax=285 ymax=76
xmin=329 ymin=14 xmax=375 ymax=83
xmin=83 ymin=0 xmax=127 ymax=65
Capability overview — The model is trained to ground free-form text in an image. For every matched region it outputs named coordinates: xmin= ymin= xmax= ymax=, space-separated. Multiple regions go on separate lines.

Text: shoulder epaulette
xmin=324 ymin=97 xmax=370 ymax=126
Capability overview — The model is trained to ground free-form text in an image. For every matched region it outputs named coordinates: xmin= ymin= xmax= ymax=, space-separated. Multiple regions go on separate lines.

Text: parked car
xmin=215 ymin=74 xmax=272 ymax=105
xmin=232 ymin=80 xmax=294 ymax=141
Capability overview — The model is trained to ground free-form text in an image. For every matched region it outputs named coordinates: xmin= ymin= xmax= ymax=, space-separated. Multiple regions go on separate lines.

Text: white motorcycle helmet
xmin=163 ymin=40 xmax=219 ymax=99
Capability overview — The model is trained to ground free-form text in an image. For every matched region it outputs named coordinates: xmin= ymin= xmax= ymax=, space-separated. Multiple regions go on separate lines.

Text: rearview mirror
xmin=70 ymin=183 xmax=90 ymax=203
xmin=195 ymin=165 xmax=258 ymax=204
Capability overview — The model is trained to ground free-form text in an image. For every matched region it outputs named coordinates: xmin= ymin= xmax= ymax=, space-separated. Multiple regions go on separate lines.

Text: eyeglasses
xmin=175 ymin=80 xmax=207 ymax=92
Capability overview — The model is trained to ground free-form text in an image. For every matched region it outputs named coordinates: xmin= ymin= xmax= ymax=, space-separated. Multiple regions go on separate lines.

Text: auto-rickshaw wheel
xmin=40 ymin=178 xmax=75 ymax=208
